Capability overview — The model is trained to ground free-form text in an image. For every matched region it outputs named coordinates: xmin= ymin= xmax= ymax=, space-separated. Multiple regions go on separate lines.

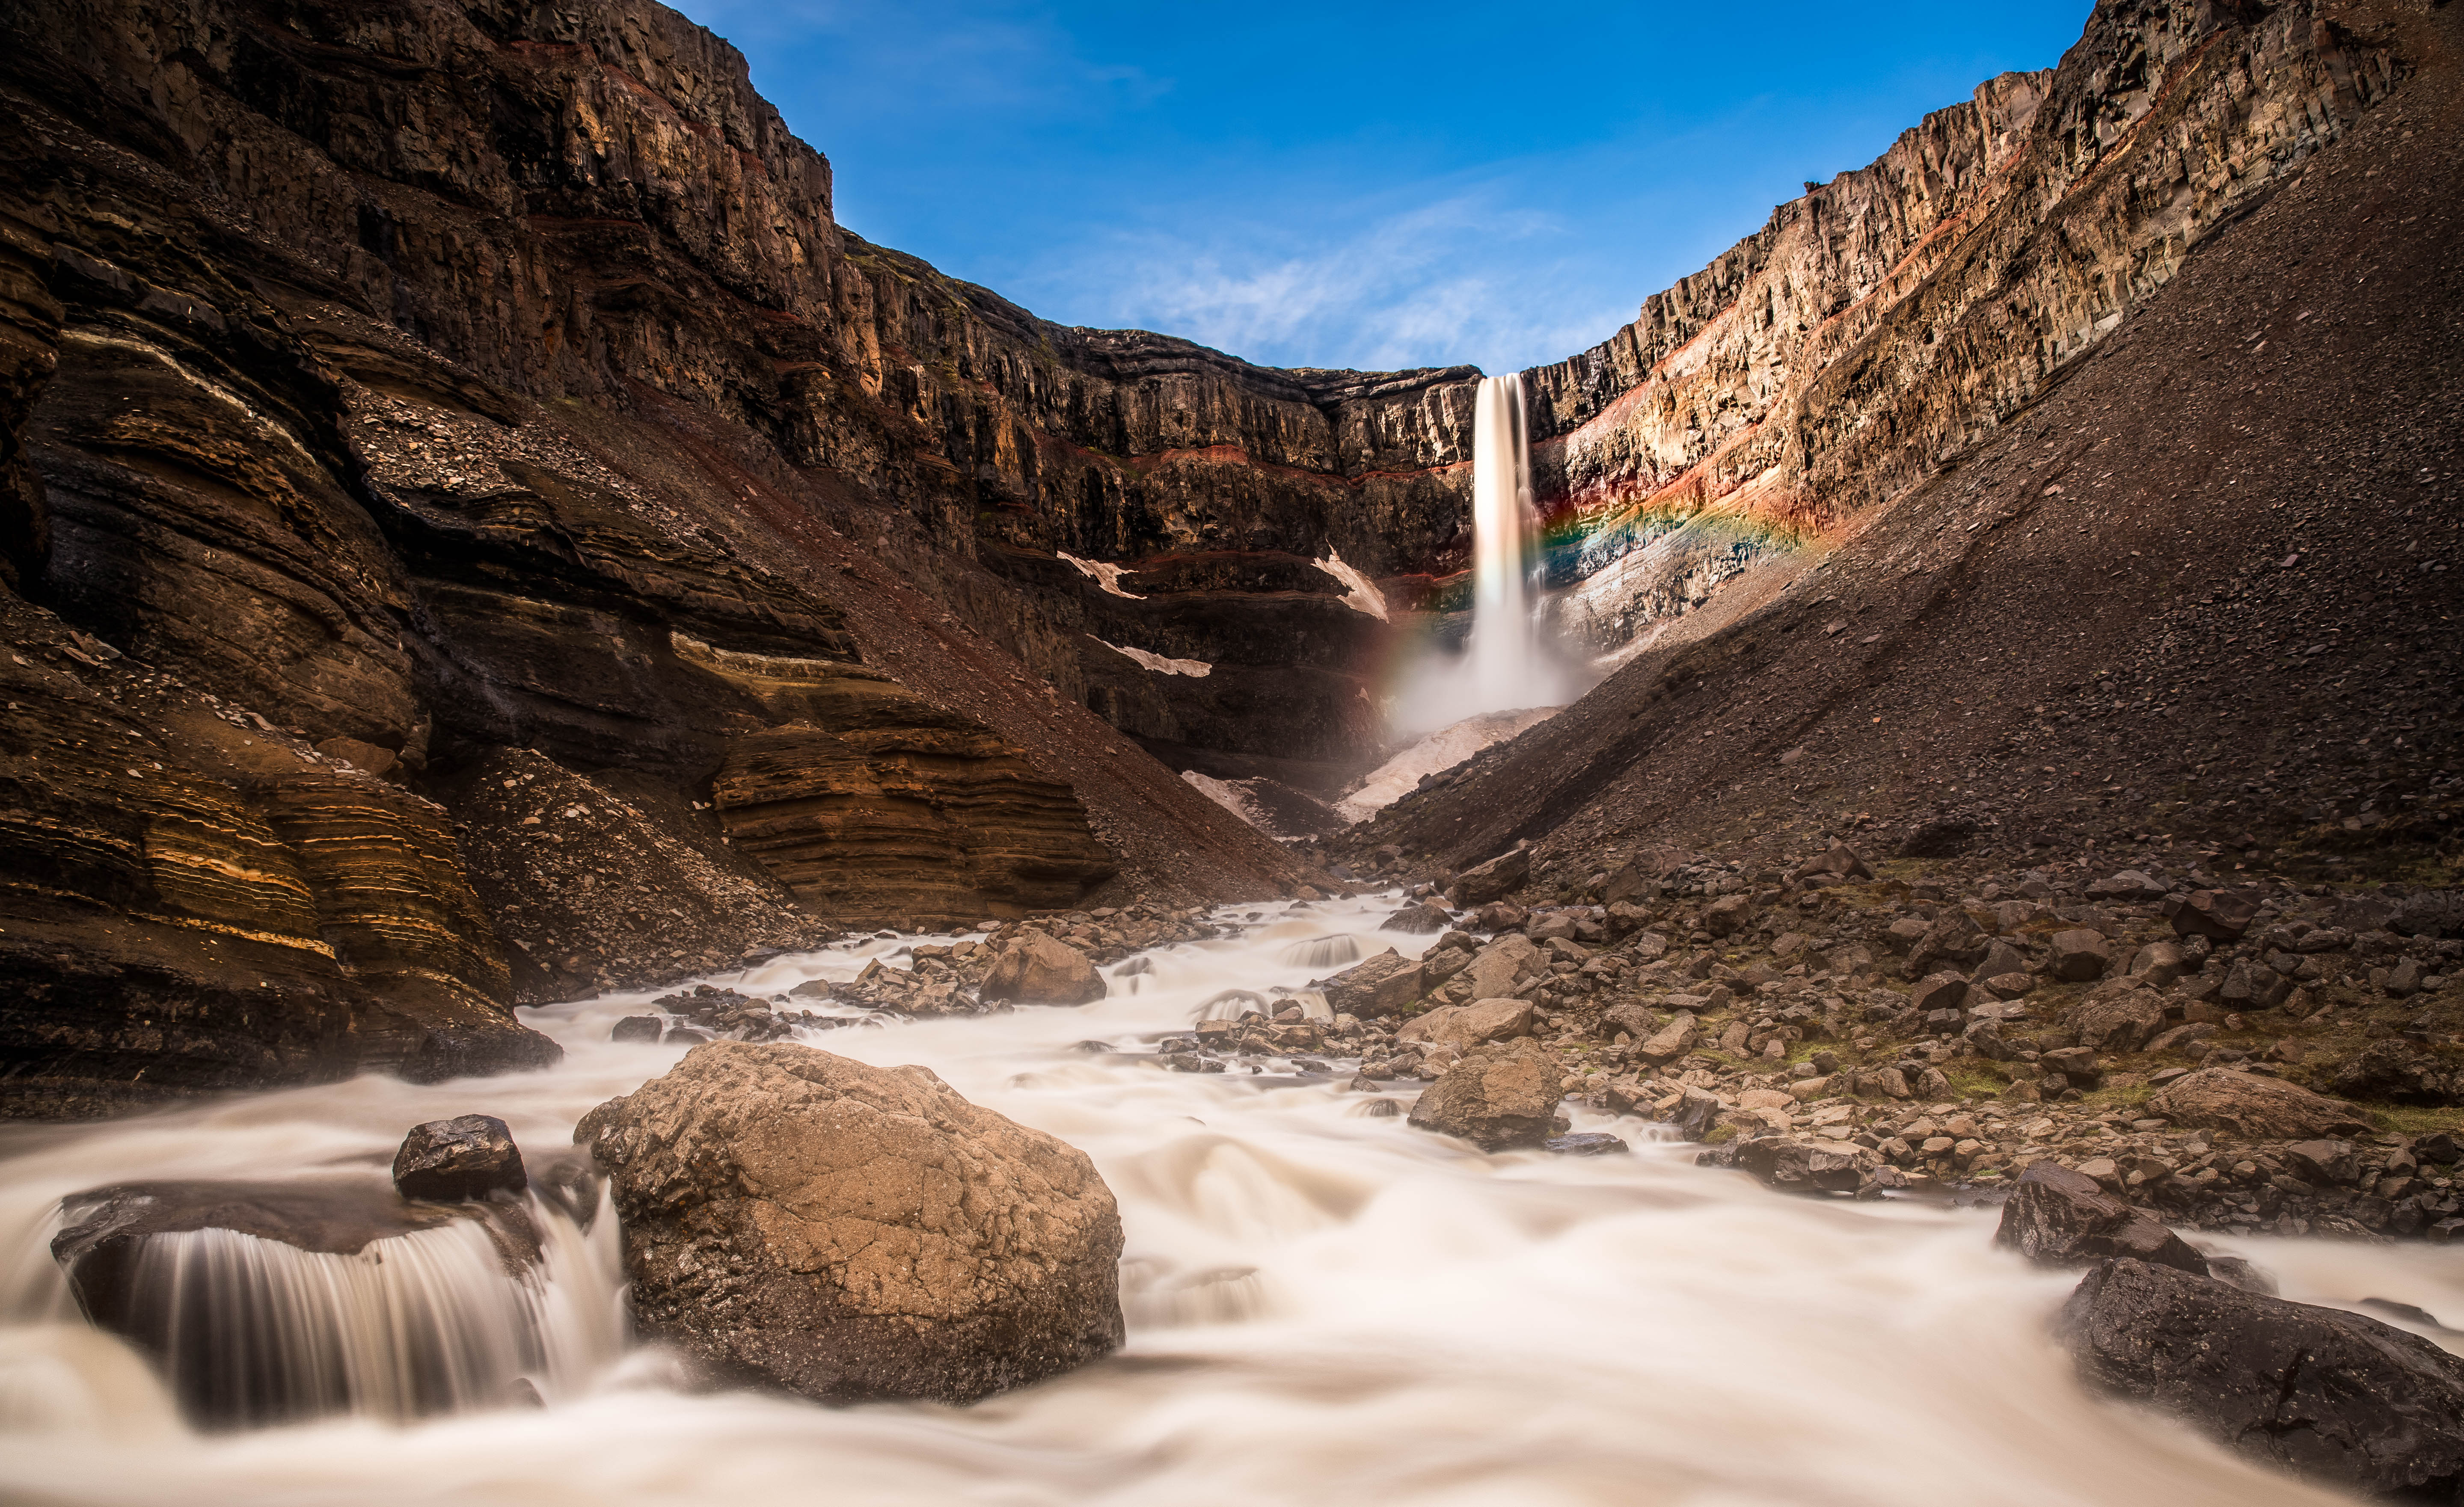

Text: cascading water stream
xmin=0 ymin=899 xmax=2455 ymax=1506
xmin=1464 ymin=372 xmax=1540 ymax=715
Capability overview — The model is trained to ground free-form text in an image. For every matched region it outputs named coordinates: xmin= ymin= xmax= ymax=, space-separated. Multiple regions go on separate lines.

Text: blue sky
xmin=671 ymin=2 xmax=2090 ymax=375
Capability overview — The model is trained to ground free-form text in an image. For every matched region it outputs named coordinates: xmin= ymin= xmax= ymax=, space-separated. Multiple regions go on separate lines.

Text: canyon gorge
xmin=1 ymin=0 xmax=2461 ymax=1500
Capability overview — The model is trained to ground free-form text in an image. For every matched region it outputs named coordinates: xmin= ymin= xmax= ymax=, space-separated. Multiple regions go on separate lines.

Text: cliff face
xmin=0 ymin=0 xmax=1334 ymax=1113
xmin=1513 ymin=0 xmax=2405 ymax=656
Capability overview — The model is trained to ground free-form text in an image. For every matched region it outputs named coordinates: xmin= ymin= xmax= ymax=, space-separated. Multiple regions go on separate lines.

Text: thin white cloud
xmin=1042 ymin=191 xmax=1631 ymax=374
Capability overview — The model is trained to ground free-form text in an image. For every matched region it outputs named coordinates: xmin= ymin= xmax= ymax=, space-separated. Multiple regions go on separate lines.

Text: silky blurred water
xmin=1 ymin=892 xmax=2455 ymax=1506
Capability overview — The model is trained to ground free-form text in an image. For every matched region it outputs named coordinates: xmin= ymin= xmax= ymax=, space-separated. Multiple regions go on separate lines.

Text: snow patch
xmin=1337 ymin=706 xmax=1562 ymax=823
xmin=1312 ymin=550 xmax=1389 ymax=620
xmin=1099 ymin=638 xmax=1211 ymax=677
xmin=1061 ymin=552 xmax=1144 ymax=599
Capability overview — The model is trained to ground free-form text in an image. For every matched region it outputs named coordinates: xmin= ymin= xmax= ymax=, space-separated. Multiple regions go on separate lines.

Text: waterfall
xmin=1464 ymin=372 xmax=1539 ymax=714
xmin=49 ymin=1187 xmax=626 ymax=1429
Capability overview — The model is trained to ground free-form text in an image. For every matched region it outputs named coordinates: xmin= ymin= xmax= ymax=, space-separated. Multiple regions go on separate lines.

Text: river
xmin=3 ymin=892 xmax=2455 ymax=1505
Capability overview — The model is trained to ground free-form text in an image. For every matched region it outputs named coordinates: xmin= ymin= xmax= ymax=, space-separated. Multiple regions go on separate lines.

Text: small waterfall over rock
xmin=42 ymin=1179 xmax=625 ymax=1429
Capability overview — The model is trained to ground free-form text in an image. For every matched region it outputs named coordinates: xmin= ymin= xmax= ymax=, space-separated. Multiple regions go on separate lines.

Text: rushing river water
xmin=3 ymin=893 xmax=2458 ymax=1506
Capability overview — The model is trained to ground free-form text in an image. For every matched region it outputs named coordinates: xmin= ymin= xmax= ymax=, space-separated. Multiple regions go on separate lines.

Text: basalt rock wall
xmin=0 ymin=0 xmax=1320 ymax=1114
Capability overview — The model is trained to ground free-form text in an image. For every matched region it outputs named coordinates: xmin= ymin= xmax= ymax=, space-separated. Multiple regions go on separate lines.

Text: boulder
xmin=2048 ymin=929 xmax=2114 ymax=982
xmin=1440 ymin=934 xmax=1544 ymax=1004
xmin=1472 ymin=900 xmax=1528 ymax=932
xmin=1318 ymin=949 xmax=1424 ymax=1018
xmin=1398 ymin=997 xmax=1534 ymax=1051
xmin=2067 ymin=989 xmax=2167 ymax=1054
xmin=392 ymin=1115 xmax=528 ymax=1203
xmin=2061 ymin=1258 xmax=2464 ymax=1501
xmin=2330 ymin=1041 xmax=2464 ymax=1107
xmin=575 ymin=1042 xmax=1124 ymax=1403
xmin=2282 ymin=1139 xmax=2360 ymax=1185
xmin=1909 ymin=973 xmax=1969 ymax=1015
xmin=1405 ymin=1041 xmax=1567 ymax=1151
xmin=1669 ymin=1086 xmax=1723 ymax=1140
xmin=2219 ymin=958 xmax=2293 ymax=1011
xmin=2388 ymin=890 xmax=2463 ymax=939
xmin=1544 ymin=1133 xmax=1628 ymax=1156
xmin=980 ymin=933 xmax=1107 ymax=1006
xmin=1789 ymin=843 xmax=1873 ymax=885
xmin=2042 ymin=1046 xmax=2102 ymax=1085
xmin=1993 ymin=1161 xmax=2207 ymax=1274
xmin=1602 ymin=903 xmax=1655 ymax=941
xmin=1702 ymin=894 xmax=1755 ymax=937
xmin=1598 ymin=1000 xmax=1657 ymax=1041
xmin=611 ymin=1015 xmax=666 ymax=1044
xmin=1449 ymin=848 xmax=1529 ymax=905
xmin=2168 ymin=889 xmax=2260 ymax=942
xmin=1525 ymin=911 xmax=1581 ymax=942
xmin=2145 ymin=1069 xmax=2369 ymax=1140
xmin=2085 ymin=870 xmax=2168 ymax=902
xmin=1632 ymin=1012 xmax=1700 ymax=1067
xmin=2126 ymin=941 xmax=2188 ymax=987
xmin=1734 ymin=1137 xmax=1877 ymax=1195
xmin=1969 ymin=939 xmax=2029 ymax=983
xmin=1378 ymin=903 xmax=1452 ymax=934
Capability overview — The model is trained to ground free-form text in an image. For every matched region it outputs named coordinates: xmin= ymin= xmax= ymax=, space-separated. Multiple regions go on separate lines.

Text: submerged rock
xmin=392 ymin=1115 xmax=528 ymax=1203
xmin=1405 ymin=1041 xmax=1567 ymax=1151
xmin=575 ymin=1042 xmax=1125 ymax=1403
xmin=1734 ymin=1137 xmax=1878 ymax=1195
xmin=1993 ymin=1161 xmax=2207 ymax=1274
xmin=2061 ymin=1258 xmax=2464 ymax=1501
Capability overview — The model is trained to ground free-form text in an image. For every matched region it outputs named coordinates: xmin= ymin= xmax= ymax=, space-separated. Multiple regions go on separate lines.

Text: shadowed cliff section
xmin=0 ymin=0 xmax=1331 ymax=1114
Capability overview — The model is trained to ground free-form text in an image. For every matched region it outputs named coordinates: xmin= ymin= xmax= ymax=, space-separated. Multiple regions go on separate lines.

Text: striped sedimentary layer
xmin=1513 ymin=1 xmax=2399 ymax=654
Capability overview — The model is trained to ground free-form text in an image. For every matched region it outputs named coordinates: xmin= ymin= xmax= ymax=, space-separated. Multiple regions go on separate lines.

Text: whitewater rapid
xmin=2 ymin=892 xmax=2456 ymax=1506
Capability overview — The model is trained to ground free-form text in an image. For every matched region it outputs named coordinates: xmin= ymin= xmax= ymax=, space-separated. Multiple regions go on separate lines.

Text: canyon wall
xmin=1514 ymin=0 xmax=2402 ymax=656
xmin=0 ymin=0 xmax=2424 ymax=1114
xmin=0 ymin=0 xmax=1335 ymax=1112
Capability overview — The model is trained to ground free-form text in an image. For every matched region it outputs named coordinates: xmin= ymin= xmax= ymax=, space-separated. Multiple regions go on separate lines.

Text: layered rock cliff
xmin=0 ymin=0 xmax=1344 ymax=1112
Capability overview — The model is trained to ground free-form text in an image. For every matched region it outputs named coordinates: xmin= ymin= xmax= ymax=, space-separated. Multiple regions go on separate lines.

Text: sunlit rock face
xmin=0 ymin=0 xmax=1306 ymax=1112
xmin=1514 ymin=6 xmax=2398 ymax=658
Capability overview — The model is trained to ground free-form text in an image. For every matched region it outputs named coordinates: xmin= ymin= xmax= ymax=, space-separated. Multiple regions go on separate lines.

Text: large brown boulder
xmin=2067 ymin=988 xmax=2168 ymax=1054
xmin=1398 ymin=997 xmax=1534 ymax=1050
xmin=2145 ymin=1068 xmax=2369 ymax=1140
xmin=2167 ymin=889 xmax=2260 ymax=941
xmin=1405 ymin=1041 xmax=1567 ymax=1150
xmin=575 ymin=1042 xmax=1124 ymax=1403
xmin=1993 ymin=1161 xmax=2207 ymax=1274
xmin=2062 ymin=1258 xmax=2464 ymax=1501
xmin=1435 ymin=933 xmax=1544 ymax=1005
xmin=980 ymin=933 xmax=1107 ymax=1005
xmin=1449 ymin=847 xmax=1530 ymax=905
xmin=1318 ymin=949 xmax=1424 ymax=1018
